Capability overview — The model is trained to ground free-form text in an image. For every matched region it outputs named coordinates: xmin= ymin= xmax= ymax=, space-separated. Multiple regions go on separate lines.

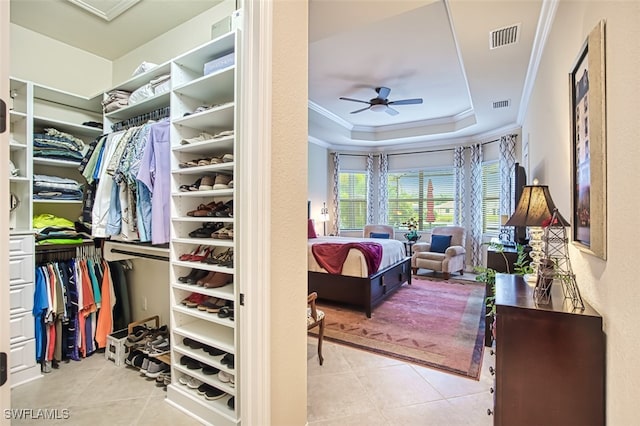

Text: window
xmin=387 ymin=168 xmax=455 ymax=231
xmin=482 ymin=161 xmax=500 ymax=233
xmin=338 ymin=171 xmax=367 ymax=229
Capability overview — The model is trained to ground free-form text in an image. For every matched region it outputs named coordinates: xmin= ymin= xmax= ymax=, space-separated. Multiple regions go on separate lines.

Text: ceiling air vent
xmin=493 ymin=99 xmax=511 ymax=109
xmin=490 ymin=24 xmax=520 ymax=49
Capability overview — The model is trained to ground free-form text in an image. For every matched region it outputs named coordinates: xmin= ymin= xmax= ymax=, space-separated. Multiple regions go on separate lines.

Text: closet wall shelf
xmin=33 ymin=158 xmax=81 ymax=168
xmin=172 ymin=67 xmax=235 ymax=101
xmin=166 ymin=385 xmax=237 ymax=425
xmin=172 ymin=104 xmax=234 ymax=131
xmin=173 ymin=237 xmax=234 ymax=247
xmin=33 ymin=84 xmax=102 ymax=113
xmin=171 ymin=135 xmax=234 ymax=154
xmin=35 ymin=239 xmax=95 ymax=252
xmin=33 ymin=199 xmax=83 ymax=204
xmin=173 ymin=323 xmax=234 ymax=353
xmin=110 ymin=62 xmax=172 ymax=93
xmin=172 ymin=31 xmax=235 ymax=75
xmin=10 ymin=177 xmax=30 ymax=183
xmin=172 ymin=188 xmax=233 ymax=198
xmin=173 ymin=305 xmax=235 ymax=328
xmin=172 ymin=163 xmax=234 ymax=175
xmin=9 ymin=140 xmax=27 ymax=150
xmin=172 ymin=259 xmax=234 ymax=275
xmin=33 ymin=116 xmax=103 ymax=138
xmin=104 ymin=92 xmax=171 ymax=121
xmin=173 ymin=282 xmax=234 ymax=301
xmin=171 ymin=216 xmax=233 ymax=224
xmin=10 ymin=111 xmax=27 ymax=123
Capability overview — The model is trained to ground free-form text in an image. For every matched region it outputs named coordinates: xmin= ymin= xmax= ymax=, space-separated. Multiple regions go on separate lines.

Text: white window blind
xmin=482 ymin=161 xmax=500 ymax=233
xmin=338 ymin=171 xmax=367 ymax=230
xmin=387 ymin=168 xmax=455 ymax=231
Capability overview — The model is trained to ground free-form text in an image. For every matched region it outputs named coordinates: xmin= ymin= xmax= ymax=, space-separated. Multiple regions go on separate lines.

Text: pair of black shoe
xmin=221 ymin=353 xmax=234 ymax=369
xmin=182 ymin=337 xmax=226 ymax=356
xmin=178 ymin=268 xmax=209 ymax=284
xmin=188 ymin=222 xmax=223 ymax=238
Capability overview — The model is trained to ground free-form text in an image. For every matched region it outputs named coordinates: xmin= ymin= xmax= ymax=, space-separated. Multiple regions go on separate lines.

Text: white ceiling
xmin=10 ymin=0 xmax=548 ymax=149
xmin=308 ymin=0 xmax=547 ymax=149
xmin=10 ymin=0 xmax=223 ymax=60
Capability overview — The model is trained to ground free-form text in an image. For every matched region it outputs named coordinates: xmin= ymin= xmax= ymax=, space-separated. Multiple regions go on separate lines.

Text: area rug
xmin=311 ymin=278 xmax=486 ymax=379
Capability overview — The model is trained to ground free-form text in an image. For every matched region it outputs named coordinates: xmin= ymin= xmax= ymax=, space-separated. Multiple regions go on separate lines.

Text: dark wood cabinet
xmin=492 ymin=274 xmax=605 ymax=426
xmin=486 ymin=245 xmax=530 ymax=273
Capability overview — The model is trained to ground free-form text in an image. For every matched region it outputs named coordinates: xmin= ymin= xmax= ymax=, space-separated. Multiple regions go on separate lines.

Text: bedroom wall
xmin=522 ymin=1 xmax=640 ymax=423
xmin=10 ymin=24 xmax=111 ymax=96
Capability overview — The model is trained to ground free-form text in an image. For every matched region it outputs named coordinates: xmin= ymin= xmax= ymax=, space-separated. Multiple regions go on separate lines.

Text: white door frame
xmin=1 ymin=0 xmax=13 ymax=423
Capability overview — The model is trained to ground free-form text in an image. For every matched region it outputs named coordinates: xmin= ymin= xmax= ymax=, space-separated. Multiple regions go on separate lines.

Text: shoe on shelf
xmin=202 ymin=365 xmax=220 ymax=375
xmin=204 ymin=386 xmax=226 ymax=401
xmin=213 ymin=174 xmax=232 ymax=190
xmin=218 ymin=370 xmax=233 ymax=384
xmin=179 ymin=245 xmax=204 ymax=261
xmin=180 ymin=132 xmax=214 ymax=145
xmin=203 ymin=345 xmax=226 ymax=356
xmin=196 ymin=271 xmax=217 ymax=287
xmin=221 ymin=353 xmax=235 ymax=369
xmin=139 ymin=357 xmax=150 ymax=373
xmin=197 ymin=297 xmax=227 ymax=313
xmin=186 ymin=377 xmax=203 ymax=389
xmin=186 ymin=269 xmax=210 ymax=285
xmin=179 ymin=177 xmax=202 ymax=192
xmin=178 ymin=375 xmax=190 ymax=386
xmin=198 ymin=175 xmax=216 ymax=191
xmin=227 ymin=396 xmax=235 ymax=410
xmin=183 ymin=337 xmax=203 ymax=350
xmin=202 ymin=272 xmax=233 ymax=289
xmin=181 ymin=292 xmax=209 ymax=308
xmin=213 ymin=129 xmax=234 ymax=139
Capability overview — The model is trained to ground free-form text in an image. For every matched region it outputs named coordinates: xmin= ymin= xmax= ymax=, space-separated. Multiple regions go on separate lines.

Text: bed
xmin=308 ymin=236 xmax=412 ymax=317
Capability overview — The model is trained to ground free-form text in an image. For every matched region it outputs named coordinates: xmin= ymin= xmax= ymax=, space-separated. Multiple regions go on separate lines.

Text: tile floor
xmin=10 ymin=339 xmax=493 ymax=425
xmin=307 ymin=338 xmax=494 ymax=426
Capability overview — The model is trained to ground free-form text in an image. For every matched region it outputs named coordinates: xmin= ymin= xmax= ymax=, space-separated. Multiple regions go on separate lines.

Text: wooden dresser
xmin=490 ymin=274 xmax=605 ymax=426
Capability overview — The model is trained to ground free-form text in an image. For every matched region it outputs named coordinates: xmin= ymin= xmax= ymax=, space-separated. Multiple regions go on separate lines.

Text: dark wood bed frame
xmin=308 ymin=257 xmax=412 ymax=318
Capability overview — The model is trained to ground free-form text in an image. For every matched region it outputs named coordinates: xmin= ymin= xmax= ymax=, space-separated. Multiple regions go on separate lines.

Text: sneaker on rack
xmin=146 ymin=360 xmax=170 ymax=378
xmin=186 ymin=377 xmax=203 ymax=389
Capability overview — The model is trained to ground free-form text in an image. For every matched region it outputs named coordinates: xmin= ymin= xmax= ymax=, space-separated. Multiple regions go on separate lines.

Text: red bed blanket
xmin=311 ymin=242 xmax=383 ymax=275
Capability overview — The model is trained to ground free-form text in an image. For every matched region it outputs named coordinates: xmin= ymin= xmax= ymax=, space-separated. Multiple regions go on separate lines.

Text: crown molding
xmin=66 ymin=0 xmax=140 ymax=21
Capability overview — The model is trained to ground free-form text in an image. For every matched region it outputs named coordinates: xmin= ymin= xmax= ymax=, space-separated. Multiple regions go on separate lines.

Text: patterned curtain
xmin=378 ymin=153 xmax=389 ymax=224
xmin=469 ymin=144 xmax=483 ymax=267
xmin=331 ymin=152 xmax=340 ymax=235
xmin=453 ymin=146 xmax=465 ymax=227
xmin=499 ymin=134 xmax=517 ymax=240
xmin=366 ymin=153 xmax=375 ymax=225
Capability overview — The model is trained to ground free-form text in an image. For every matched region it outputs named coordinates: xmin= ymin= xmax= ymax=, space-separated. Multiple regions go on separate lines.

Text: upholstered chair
xmin=411 ymin=226 xmax=466 ymax=279
xmin=307 ymin=292 xmax=325 ymax=365
xmin=363 ymin=224 xmax=395 ymax=239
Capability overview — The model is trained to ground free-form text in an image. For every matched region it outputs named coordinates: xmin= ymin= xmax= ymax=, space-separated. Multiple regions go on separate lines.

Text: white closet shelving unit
xmin=7 ymin=77 xmax=102 ymax=386
xmin=166 ymin=30 xmax=239 ymax=426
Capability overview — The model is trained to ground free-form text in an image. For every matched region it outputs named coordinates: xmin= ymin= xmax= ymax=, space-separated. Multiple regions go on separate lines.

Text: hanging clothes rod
xmin=108 ymin=248 xmax=169 ymax=262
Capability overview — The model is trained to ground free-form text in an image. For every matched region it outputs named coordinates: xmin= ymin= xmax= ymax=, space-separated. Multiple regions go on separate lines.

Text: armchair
xmin=411 ymin=226 xmax=466 ymax=279
xmin=363 ymin=224 xmax=394 ymax=239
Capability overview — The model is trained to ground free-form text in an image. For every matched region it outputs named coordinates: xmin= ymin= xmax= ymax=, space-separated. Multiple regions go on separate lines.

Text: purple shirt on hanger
xmin=136 ymin=120 xmax=171 ymax=245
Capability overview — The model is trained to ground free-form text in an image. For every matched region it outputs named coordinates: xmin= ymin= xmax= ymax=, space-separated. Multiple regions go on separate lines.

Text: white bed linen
xmin=308 ymin=236 xmax=406 ymax=277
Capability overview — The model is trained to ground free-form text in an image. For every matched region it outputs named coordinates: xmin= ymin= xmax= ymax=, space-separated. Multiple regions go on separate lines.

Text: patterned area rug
xmin=311 ymin=277 xmax=486 ymax=379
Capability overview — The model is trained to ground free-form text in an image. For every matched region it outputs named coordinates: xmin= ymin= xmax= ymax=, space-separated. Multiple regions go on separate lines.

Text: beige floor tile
xmin=136 ymin=395 xmax=202 ymax=426
xmin=447 ymin=393 xmax=494 ymax=426
xmin=307 ymin=371 xmax=379 ymax=423
xmin=354 ymin=364 xmax=444 ymax=409
xmin=308 ymin=410 xmax=391 ymax=426
xmin=307 ymin=339 xmax=353 ymax=377
xmin=336 ymin=343 xmax=404 ymax=371
xmin=412 ymin=363 xmax=492 ymax=399
xmin=43 ymin=398 xmax=148 ymax=426
xmin=80 ymin=364 xmax=157 ymax=405
xmin=384 ymin=399 xmax=473 ymax=426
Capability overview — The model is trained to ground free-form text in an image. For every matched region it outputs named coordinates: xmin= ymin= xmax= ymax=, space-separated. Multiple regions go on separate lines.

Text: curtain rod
xmin=336 ymin=138 xmax=500 ymax=157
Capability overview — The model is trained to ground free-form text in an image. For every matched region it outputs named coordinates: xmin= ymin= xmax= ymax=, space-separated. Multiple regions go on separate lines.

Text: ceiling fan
xmin=339 ymin=86 xmax=423 ymax=116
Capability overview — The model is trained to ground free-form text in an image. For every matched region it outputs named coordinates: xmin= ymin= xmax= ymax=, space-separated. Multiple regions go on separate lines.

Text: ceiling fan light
xmin=370 ymin=104 xmax=386 ymax=112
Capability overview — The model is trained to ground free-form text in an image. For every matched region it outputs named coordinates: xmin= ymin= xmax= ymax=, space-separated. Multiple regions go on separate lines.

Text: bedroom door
xmin=1 ymin=0 xmax=13 ymax=423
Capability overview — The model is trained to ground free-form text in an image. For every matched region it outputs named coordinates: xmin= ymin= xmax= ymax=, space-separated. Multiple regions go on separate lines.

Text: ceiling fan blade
xmin=376 ymin=86 xmax=391 ymax=99
xmin=339 ymin=97 xmax=370 ymax=104
xmin=350 ymin=106 xmax=371 ymax=114
xmin=385 ymin=106 xmax=399 ymax=116
xmin=388 ymin=98 xmax=423 ymax=106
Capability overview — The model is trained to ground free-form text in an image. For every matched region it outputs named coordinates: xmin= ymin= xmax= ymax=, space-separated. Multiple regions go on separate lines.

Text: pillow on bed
xmin=308 ymin=219 xmax=318 ymax=239
xmin=369 ymin=232 xmax=390 ymax=239
xmin=430 ymin=234 xmax=452 ymax=253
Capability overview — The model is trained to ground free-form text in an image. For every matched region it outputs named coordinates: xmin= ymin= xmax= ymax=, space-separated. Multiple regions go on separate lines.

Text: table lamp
xmin=320 ymin=202 xmax=329 ymax=236
xmin=504 ymin=181 xmax=569 ymax=283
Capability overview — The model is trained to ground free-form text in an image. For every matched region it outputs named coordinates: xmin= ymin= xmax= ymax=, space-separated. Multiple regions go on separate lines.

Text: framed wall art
xmin=569 ymin=20 xmax=606 ymax=260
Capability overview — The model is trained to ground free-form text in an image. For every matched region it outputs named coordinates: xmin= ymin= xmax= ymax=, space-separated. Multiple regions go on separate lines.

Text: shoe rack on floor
xmin=166 ymin=29 xmax=239 ymax=426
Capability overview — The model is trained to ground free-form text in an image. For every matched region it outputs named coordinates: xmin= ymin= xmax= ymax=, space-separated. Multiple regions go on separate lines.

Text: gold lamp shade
xmin=505 ymin=185 xmax=569 ymax=227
